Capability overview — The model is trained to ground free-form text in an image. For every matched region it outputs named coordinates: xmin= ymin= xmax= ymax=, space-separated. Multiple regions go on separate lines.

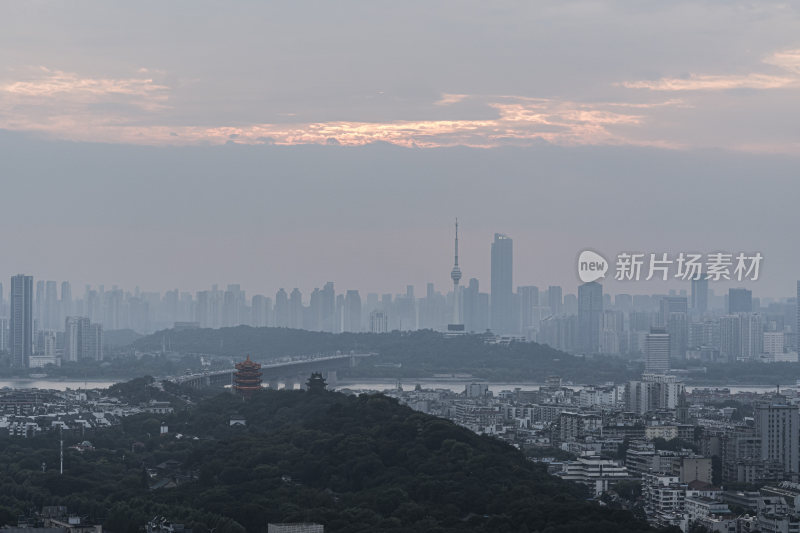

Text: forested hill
xmin=2 ymin=386 xmax=670 ymax=532
xmin=131 ymin=327 xmax=640 ymax=383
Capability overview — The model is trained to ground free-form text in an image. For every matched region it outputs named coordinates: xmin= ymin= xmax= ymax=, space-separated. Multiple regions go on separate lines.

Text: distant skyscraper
xmin=719 ymin=315 xmax=742 ymax=362
xmin=61 ymin=281 xmax=72 ymax=321
xmin=321 ymin=282 xmax=336 ymax=332
xmin=691 ymin=278 xmax=708 ymax=315
xmin=660 ymin=297 xmax=688 ymax=360
xmin=518 ymin=286 xmax=539 ymax=332
xmin=309 ymin=288 xmax=321 ymax=330
xmin=35 ymin=280 xmax=45 ymax=332
xmin=659 ymin=297 xmax=688 ymax=320
xmin=547 ymin=286 xmax=562 ymax=316
xmin=490 ymin=233 xmax=513 ymax=333
xmin=196 ymin=290 xmax=210 ymax=327
xmin=740 ymin=313 xmax=763 ymax=360
xmin=344 ymin=290 xmax=362 ymax=332
xmin=645 ymin=327 xmax=670 ymax=373
xmin=728 ymin=288 xmax=753 ymax=314
xmin=563 ymin=293 xmax=578 ymax=315
xmin=0 ymin=318 xmax=7 ymax=352
xmin=614 ymin=293 xmax=632 ymax=312
xmin=104 ymin=289 xmax=123 ymax=330
xmin=577 ymin=281 xmax=603 ymax=354
xmin=369 ymin=310 xmax=388 ymax=333
xmin=797 ymin=281 xmax=800 ymax=349
xmin=275 ymin=289 xmax=289 ymax=328
xmin=462 ymin=278 xmax=489 ymax=333
xmin=222 ymin=285 xmax=243 ymax=327
xmin=463 ymin=278 xmax=478 ymax=332
xmin=9 ymin=275 xmax=33 ymax=368
xmin=335 ymin=293 xmax=345 ymax=333
xmin=289 ymin=288 xmax=303 ymax=329
xmin=251 ymin=295 xmax=270 ymax=327
xmin=45 ymin=280 xmax=58 ymax=330
xmin=449 ymin=219 xmax=463 ymax=330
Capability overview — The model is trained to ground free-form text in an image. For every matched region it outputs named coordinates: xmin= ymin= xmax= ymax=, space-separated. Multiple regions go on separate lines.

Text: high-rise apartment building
xmin=740 ymin=313 xmax=763 ymax=360
xmin=251 ymin=295 xmax=272 ymax=327
xmin=0 ymin=318 xmax=8 ymax=352
xmin=691 ymin=278 xmax=708 ymax=315
xmin=660 ymin=297 xmax=688 ymax=360
xmin=518 ymin=286 xmax=539 ymax=332
xmin=462 ymin=278 xmax=489 ymax=333
xmin=320 ymin=282 xmax=336 ymax=333
xmin=729 ymin=288 xmax=753 ymax=314
xmin=35 ymin=279 xmax=45 ymax=332
xmin=289 ymin=289 xmax=303 ymax=329
xmin=755 ymin=403 xmax=799 ymax=477
xmin=64 ymin=316 xmax=104 ymax=362
xmin=577 ymin=281 xmax=603 ymax=354
xmin=369 ymin=310 xmax=388 ymax=333
xmin=719 ymin=315 xmax=742 ymax=362
xmin=222 ymin=285 xmax=244 ymax=327
xmin=274 ymin=289 xmax=289 ymax=328
xmin=9 ymin=275 xmax=33 ymax=368
xmin=44 ymin=281 xmax=59 ymax=330
xmin=796 ymin=281 xmax=800 ymax=349
xmin=645 ymin=327 xmax=670 ymax=373
xmin=61 ymin=281 xmax=72 ymax=320
xmin=548 ymin=285 xmax=563 ymax=316
xmin=344 ymin=290 xmax=362 ymax=333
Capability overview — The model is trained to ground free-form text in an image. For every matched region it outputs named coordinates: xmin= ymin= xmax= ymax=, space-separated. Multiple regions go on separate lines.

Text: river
xmin=334 ymin=379 xmax=790 ymax=395
xmin=0 ymin=379 xmax=120 ymax=391
xmin=0 ymin=377 xmax=790 ymax=395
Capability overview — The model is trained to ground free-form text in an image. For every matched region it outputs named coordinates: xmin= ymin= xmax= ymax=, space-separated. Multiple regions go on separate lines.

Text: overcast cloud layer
xmin=1 ymin=1 xmax=798 ymax=298
xmin=1 ymin=1 xmax=800 ymax=151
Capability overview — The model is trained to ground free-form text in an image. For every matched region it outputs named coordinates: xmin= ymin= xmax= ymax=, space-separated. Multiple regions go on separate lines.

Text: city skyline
xmin=3 ymin=2 xmax=800 ymax=531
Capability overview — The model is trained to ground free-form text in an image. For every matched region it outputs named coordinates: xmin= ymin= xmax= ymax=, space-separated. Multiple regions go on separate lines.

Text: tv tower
xmin=449 ymin=219 xmax=464 ymax=330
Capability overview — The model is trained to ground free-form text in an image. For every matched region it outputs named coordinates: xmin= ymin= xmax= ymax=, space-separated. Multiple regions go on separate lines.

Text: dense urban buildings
xmin=0 ymin=228 xmax=795 ymax=369
xmin=0 ymin=268 xmax=795 ymax=369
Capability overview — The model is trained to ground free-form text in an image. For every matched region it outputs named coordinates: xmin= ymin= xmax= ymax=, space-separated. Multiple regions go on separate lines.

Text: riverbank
xmin=335 ymin=378 xmax=793 ymax=395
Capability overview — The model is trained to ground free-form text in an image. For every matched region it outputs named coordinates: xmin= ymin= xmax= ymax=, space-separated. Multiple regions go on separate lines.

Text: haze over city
xmin=4 ymin=3 xmax=800 ymax=532
xmin=2 ymin=1 xmax=800 ymax=296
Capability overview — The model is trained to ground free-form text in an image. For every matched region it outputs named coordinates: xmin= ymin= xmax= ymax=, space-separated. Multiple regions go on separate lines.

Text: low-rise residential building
xmin=557 ymin=452 xmax=631 ymax=496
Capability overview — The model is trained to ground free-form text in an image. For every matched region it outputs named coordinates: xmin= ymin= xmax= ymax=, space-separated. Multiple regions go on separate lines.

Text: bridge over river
xmin=167 ymin=352 xmax=376 ymax=390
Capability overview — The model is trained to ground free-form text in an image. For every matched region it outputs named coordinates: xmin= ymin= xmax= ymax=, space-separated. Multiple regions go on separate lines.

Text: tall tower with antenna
xmin=448 ymin=219 xmax=464 ymax=332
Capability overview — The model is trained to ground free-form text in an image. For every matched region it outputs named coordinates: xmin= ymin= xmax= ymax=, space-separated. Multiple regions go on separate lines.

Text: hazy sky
xmin=1 ymin=1 xmax=799 ymax=298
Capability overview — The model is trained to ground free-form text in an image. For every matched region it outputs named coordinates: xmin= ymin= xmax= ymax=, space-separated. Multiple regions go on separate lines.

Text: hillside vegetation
xmin=0 ymin=385 xmax=672 ymax=532
xmin=132 ymin=327 xmax=640 ymax=383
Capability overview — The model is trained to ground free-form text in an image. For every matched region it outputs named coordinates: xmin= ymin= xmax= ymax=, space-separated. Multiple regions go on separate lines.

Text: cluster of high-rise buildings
xmin=0 ymin=275 xmax=103 ymax=368
xmin=540 ymin=282 xmax=799 ymax=370
xmin=0 ymin=228 xmax=793 ymax=370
